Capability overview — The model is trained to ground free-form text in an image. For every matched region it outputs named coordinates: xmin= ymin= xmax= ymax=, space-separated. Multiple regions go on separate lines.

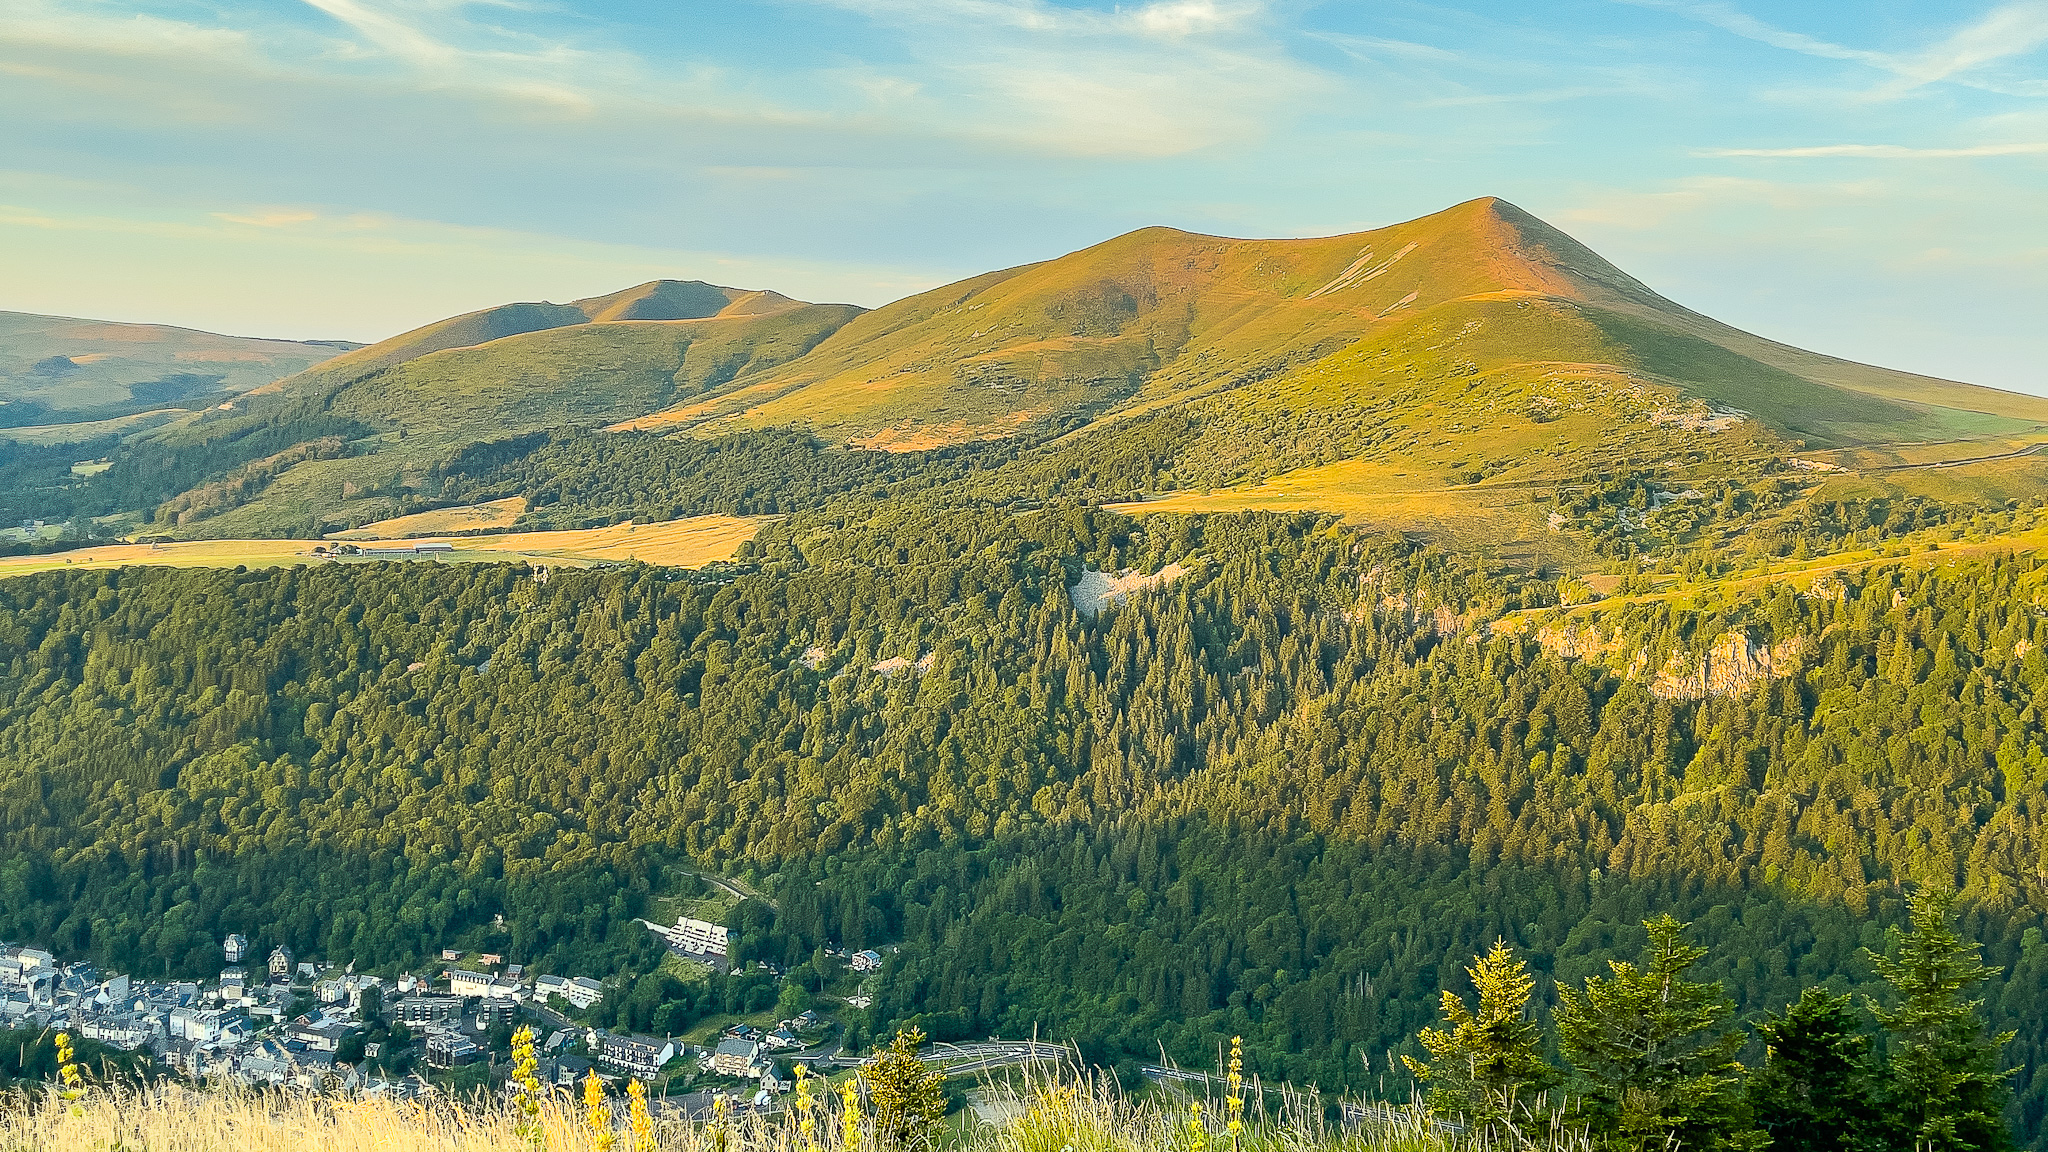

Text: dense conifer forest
xmin=0 ymin=495 xmax=2043 ymax=1145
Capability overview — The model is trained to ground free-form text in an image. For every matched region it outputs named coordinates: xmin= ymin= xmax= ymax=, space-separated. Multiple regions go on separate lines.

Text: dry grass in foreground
xmin=2 ymin=1074 xmax=1588 ymax=1152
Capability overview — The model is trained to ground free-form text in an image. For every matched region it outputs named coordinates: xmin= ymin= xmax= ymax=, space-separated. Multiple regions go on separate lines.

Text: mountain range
xmin=4 ymin=196 xmax=2045 ymax=539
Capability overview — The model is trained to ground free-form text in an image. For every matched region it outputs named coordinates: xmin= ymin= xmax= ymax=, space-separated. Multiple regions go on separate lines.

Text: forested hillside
xmin=0 ymin=498 xmax=2042 ymax=1143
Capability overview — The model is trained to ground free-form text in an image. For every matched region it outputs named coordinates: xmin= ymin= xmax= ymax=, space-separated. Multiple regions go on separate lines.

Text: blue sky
xmin=2 ymin=1 xmax=2044 ymax=393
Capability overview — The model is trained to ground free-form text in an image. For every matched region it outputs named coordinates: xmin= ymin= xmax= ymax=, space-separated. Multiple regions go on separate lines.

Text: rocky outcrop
xmin=1070 ymin=563 xmax=1189 ymax=618
xmin=1648 ymin=631 xmax=1805 ymax=700
xmin=1529 ymin=621 xmax=1804 ymax=700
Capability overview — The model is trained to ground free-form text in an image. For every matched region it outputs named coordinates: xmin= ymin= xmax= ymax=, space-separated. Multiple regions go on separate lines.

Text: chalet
xmin=393 ymin=994 xmax=464 ymax=1027
xmin=709 ymin=1038 xmax=762 ymax=1077
xmin=287 ymin=1020 xmax=353 ymax=1053
xmin=267 ymin=945 xmax=294 ymax=982
xmin=599 ymin=1034 xmax=676 ymax=1077
xmin=550 ymin=1054 xmax=593 ymax=1087
xmin=446 ymin=968 xmax=521 ymax=1000
xmin=643 ymin=916 xmax=733 ymax=959
xmin=425 ymin=1031 xmax=483 ymax=1069
xmin=222 ymin=934 xmax=248 ymax=964
xmin=849 ymin=950 xmax=883 ymax=973
xmin=533 ymin=972 xmax=604 ymax=1009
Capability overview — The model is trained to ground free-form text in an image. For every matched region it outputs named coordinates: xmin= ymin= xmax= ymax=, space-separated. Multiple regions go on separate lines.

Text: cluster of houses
xmin=5 ymin=926 xmax=866 ymax=1108
xmin=2 ymin=938 xmax=406 ymax=1093
xmin=1 ymin=935 xmax=616 ymax=1096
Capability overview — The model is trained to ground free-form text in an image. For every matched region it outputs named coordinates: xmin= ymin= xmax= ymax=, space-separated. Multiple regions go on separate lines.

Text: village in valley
xmin=0 ymin=909 xmax=895 ymax=1115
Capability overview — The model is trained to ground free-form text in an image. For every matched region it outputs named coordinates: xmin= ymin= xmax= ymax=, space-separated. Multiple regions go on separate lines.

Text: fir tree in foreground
xmin=1746 ymin=988 xmax=1880 ymax=1152
xmin=1552 ymin=915 xmax=1750 ymax=1152
xmin=863 ymin=1027 xmax=948 ymax=1152
xmin=1404 ymin=939 xmax=1560 ymax=1146
xmin=1868 ymin=890 xmax=2018 ymax=1152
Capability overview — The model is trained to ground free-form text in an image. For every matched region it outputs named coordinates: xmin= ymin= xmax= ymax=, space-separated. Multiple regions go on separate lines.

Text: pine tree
xmin=1866 ymin=889 xmax=2017 ymax=1152
xmin=1746 ymin=987 xmax=1880 ymax=1152
xmin=864 ymin=1027 xmax=947 ymax=1152
xmin=1403 ymin=939 xmax=1559 ymax=1142
xmin=1555 ymin=915 xmax=1749 ymax=1152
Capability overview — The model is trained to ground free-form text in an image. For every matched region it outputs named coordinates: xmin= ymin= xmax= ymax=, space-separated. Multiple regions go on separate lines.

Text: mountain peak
xmin=641 ymin=197 xmax=2048 ymax=451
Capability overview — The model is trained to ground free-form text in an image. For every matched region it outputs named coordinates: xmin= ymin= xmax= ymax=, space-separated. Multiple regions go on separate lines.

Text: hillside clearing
xmin=328 ymin=497 xmax=526 ymax=539
xmin=0 ymin=514 xmax=763 ymax=580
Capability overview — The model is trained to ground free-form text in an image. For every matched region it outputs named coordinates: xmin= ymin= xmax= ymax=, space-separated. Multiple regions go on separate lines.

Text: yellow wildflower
xmin=795 ymin=1064 xmax=820 ymax=1152
xmin=840 ymin=1075 xmax=862 ymax=1152
xmin=628 ymin=1078 xmax=654 ymax=1152
xmin=585 ymin=1070 xmax=615 ymax=1151
xmin=1226 ymin=1036 xmax=1245 ymax=1146
xmin=55 ymin=1031 xmax=85 ymax=1116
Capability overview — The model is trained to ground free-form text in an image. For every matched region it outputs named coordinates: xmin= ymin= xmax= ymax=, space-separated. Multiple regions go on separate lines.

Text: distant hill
xmin=264 ymin=280 xmax=824 ymax=400
xmin=0 ymin=311 xmax=357 ymax=430
xmin=636 ymin=198 xmax=2048 ymax=452
xmin=25 ymin=205 xmax=2048 ymax=542
xmin=154 ymin=281 xmax=862 ymax=537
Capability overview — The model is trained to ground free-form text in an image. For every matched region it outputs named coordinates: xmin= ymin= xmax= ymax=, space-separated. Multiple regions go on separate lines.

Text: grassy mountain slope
xmin=319 ymin=305 xmax=860 ymax=438
xmin=166 ymin=293 xmax=860 ymax=538
xmin=0 ymin=311 xmax=355 ymax=425
xmin=641 ymin=199 xmax=2044 ymax=455
xmin=56 ymin=200 xmax=2048 ymax=546
xmin=261 ymin=279 xmax=813 ymax=398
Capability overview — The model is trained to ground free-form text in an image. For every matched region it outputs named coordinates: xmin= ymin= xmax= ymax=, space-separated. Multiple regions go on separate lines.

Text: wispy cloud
xmin=1309 ymin=30 xmax=1464 ymax=63
xmin=1625 ymin=0 xmax=2048 ymax=98
xmin=796 ymin=0 xmax=1324 ymax=155
xmin=1552 ymin=175 xmax=1885 ymax=231
xmin=1704 ymin=142 xmax=2048 ymax=158
xmin=1874 ymin=0 xmax=2048 ymax=96
xmin=1623 ymin=0 xmax=1879 ymax=62
xmin=215 ymin=209 xmax=322 ymax=227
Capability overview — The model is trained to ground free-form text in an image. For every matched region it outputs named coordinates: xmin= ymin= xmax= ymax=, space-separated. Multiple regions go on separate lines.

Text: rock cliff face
xmin=1069 ymin=563 xmax=1189 ymax=618
xmin=1530 ymin=621 xmax=1803 ymax=700
xmin=1647 ymin=630 xmax=1806 ymax=701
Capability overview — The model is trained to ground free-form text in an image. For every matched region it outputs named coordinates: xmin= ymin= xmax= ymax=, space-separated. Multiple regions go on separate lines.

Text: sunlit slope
xmin=322 ymin=305 xmax=861 ymax=438
xmin=1482 ymin=200 xmax=2048 ymax=437
xmin=643 ymin=198 xmax=2045 ymax=451
xmin=0 ymin=310 xmax=354 ymax=418
xmin=160 ymin=302 xmax=858 ymax=539
xmin=265 ymin=279 xmax=825 ymax=398
xmin=158 ymin=281 xmax=860 ymax=538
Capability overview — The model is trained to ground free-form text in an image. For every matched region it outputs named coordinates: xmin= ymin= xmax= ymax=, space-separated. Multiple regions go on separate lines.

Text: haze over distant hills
xmin=0 ymin=311 xmax=358 ymax=431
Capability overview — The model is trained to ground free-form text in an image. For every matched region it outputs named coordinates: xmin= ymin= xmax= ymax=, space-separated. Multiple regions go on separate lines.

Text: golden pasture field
xmin=328 ymin=498 xmax=527 ymax=539
xmin=0 ymin=515 xmax=763 ymax=580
